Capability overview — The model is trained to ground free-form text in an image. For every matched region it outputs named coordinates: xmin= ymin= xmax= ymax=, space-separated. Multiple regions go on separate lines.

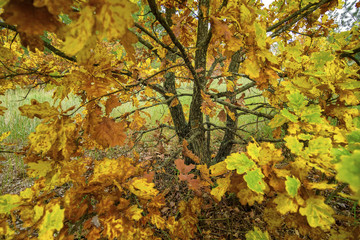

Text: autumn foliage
xmin=0 ymin=0 xmax=359 ymax=239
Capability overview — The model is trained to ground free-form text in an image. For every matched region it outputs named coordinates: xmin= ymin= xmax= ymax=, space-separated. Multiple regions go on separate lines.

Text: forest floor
xmin=2 ymin=138 xmax=359 ymax=240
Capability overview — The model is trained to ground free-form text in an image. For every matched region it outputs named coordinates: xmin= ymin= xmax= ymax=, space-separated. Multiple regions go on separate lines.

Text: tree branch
xmin=214 ymin=98 xmax=274 ymax=120
xmin=267 ymin=0 xmax=334 ymax=37
xmin=340 ymin=47 xmax=360 ymax=66
xmin=134 ymin=23 xmax=181 ymax=58
xmin=147 ymin=0 xmax=201 ymax=89
xmin=267 ymin=1 xmax=320 ymax=32
xmin=0 ymin=21 xmax=77 ymax=62
xmin=208 ymin=81 xmax=256 ymax=99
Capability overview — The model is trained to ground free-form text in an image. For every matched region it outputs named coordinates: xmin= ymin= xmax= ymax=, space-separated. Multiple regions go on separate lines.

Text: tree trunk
xmin=164 ymin=70 xmax=190 ymax=140
xmin=163 ymin=7 xmax=190 ymax=141
xmin=214 ymin=50 xmax=244 ymax=162
xmin=187 ymin=0 xmax=211 ymax=163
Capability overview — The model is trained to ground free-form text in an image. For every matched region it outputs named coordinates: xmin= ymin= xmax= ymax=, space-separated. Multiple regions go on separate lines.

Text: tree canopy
xmin=0 ymin=0 xmax=359 ymax=239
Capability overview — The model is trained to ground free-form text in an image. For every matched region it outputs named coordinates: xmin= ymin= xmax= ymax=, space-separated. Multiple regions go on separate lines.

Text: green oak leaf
xmin=300 ymin=105 xmax=323 ymax=124
xmin=307 ymin=136 xmax=332 ymax=155
xmin=281 ymin=108 xmax=298 ymax=122
xmin=284 ymin=135 xmax=303 ymax=155
xmin=336 ymin=150 xmax=360 ymax=193
xmin=244 ymin=168 xmax=266 ymax=194
xmin=287 ymin=91 xmax=307 ymax=112
xmin=331 ymin=146 xmax=351 ymax=164
xmin=311 ymin=51 xmax=335 ymax=68
xmin=299 ymin=197 xmax=335 ymax=230
xmin=346 ymin=130 xmax=360 ymax=152
xmin=38 ymin=203 xmax=65 ymax=240
xmin=268 ymin=114 xmax=288 ymax=128
xmin=225 ymin=152 xmax=255 ymax=175
xmin=0 ymin=194 xmax=21 ymax=214
xmin=285 ymin=176 xmax=300 ymax=197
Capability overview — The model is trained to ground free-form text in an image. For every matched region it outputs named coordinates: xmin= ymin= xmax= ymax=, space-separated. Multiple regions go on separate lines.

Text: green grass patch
xmin=0 ymin=87 xmax=81 ymax=144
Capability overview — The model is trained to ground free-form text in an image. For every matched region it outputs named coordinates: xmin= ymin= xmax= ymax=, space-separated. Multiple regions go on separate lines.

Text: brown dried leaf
xmin=93 ymin=118 xmax=127 ymax=148
xmin=175 ymin=158 xmax=195 ymax=175
xmin=105 ymin=95 xmax=121 ymax=116
xmin=2 ymin=0 xmax=60 ymax=51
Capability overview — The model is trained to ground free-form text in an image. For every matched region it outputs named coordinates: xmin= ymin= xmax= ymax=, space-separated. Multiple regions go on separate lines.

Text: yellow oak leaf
xmin=247 ymin=142 xmax=260 ymax=161
xmin=38 ymin=203 xmax=64 ymax=240
xmin=61 ymin=5 xmax=95 ymax=56
xmin=33 ymin=0 xmax=72 ymax=16
xmin=56 ymin=117 xmax=78 ymax=160
xmin=19 ymin=99 xmax=58 ymax=119
xmin=170 ymin=98 xmax=180 ymax=107
xmin=237 ymin=187 xmax=264 ymax=206
xmin=29 ymin=123 xmax=57 ymax=155
xmin=258 ymin=142 xmax=284 ymax=166
xmin=254 ymin=22 xmax=266 ymax=49
xmin=91 ymin=157 xmax=137 ymax=183
xmin=150 ymin=213 xmax=166 ymax=229
xmin=129 ymin=110 xmax=146 ymax=130
xmin=209 ymin=161 xmax=228 ymax=177
xmin=304 ymin=181 xmax=337 ymax=190
xmin=0 ymin=194 xmax=21 ymax=214
xmin=27 ymin=161 xmax=53 ymax=178
xmin=211 ymin=174 xmax=231 ymax=202
xmin=126 ymin=205 xmax=143 ymax=221
xmin=96 ymin=0 xmax=138 ymax=41
xmin=2 ymin=0 xmax=60 ymax=36
xmin=273 ymin=193 xmax=299 ymax=214
xmin=0 ymin=46 xmax=15 ymax=62
xmin=245 ymin=227 xmax=270 ymax=240
xmin=0 ymin=131 xmax=10 ymax=142
xmin=299 ymin=197 xmax=335 ymax=230
xmin=224 ymin=106 xmax=236 ymax=121
xmin=226 ymin=80 xmax=235 ymax=92
xmin=105 ymin=94 xmax=122 ymax=116
xmin=244 ymin=57 xmax=260 ymax=79
xmin=129 ymin=177 xmax=159 ymax=200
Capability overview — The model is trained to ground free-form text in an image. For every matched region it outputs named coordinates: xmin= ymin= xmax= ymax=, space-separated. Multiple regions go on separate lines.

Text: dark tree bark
xmin=214 ymin=50 xmax=244 ymax=163
xmin=187 ymin=0 xmax=211 ymax=163
xmin=163 ymin=48 xmax=190 ymax=140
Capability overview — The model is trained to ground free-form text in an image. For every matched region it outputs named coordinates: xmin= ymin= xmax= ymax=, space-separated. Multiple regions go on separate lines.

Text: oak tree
xmin=0 ymin=0 xmax=359 ymax=239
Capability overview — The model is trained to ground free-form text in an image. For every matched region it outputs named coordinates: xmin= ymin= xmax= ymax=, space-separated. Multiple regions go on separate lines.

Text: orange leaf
xmin=175 ymin=158 xmax=195 ymax=175
xmin=182 ymin=139 xmax=200 ymax=164
xmin=93 ymin=118 xmax=127 ymax=148
xmin=224 ymin=106 xmax=236 ymax=121
xmin=129 ymin=111 xmax=146 ymax=130
xmin=2 ymin=0 xmax=60 ymax=50
xmin=170 ymin=98 xmax=180 ymax=107
xmin=105 ymin=95 xmax=121 ymax=116
xmin=218 ymin=109 xmax=227 ymax=122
